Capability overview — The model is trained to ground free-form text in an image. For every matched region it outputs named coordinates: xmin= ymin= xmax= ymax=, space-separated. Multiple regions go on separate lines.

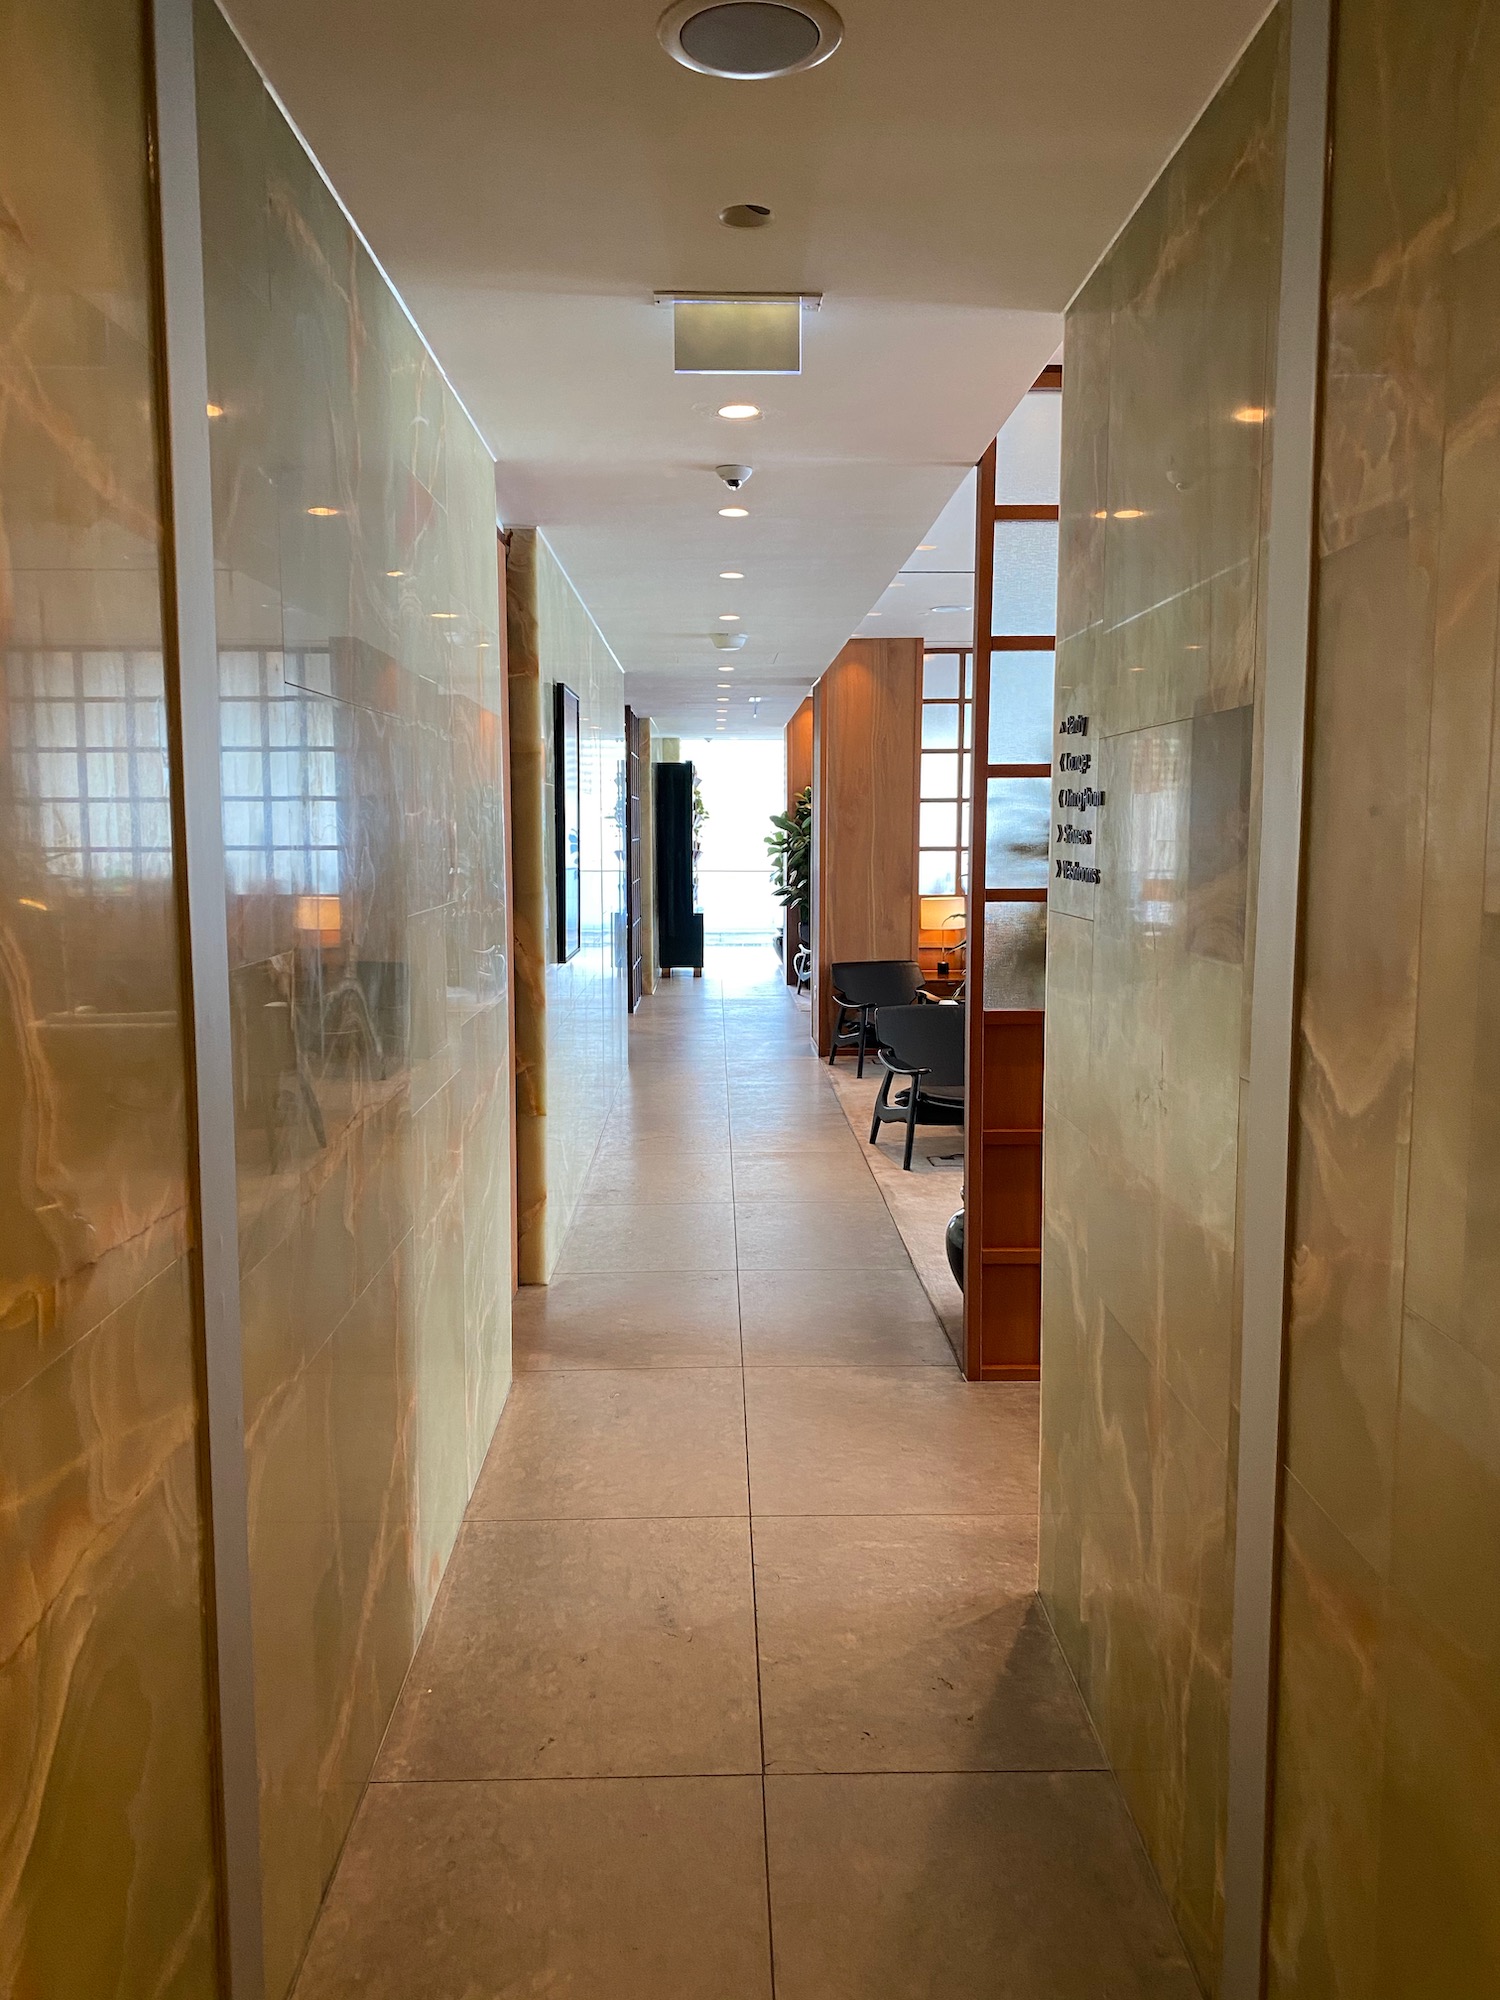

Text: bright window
xmin=918 ymin=648 xmax=972 ymax=898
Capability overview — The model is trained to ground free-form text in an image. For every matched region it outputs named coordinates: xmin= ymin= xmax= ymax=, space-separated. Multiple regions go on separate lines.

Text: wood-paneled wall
xmin=811 ymin=639 xmax=921 ymax=1051
xmin=784 ymin=697 xmax=813 ymax=984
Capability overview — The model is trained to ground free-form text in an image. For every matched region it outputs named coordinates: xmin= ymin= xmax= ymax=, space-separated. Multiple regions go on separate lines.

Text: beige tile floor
xmin=291 ymin=948 xmax=1200 ymax=2000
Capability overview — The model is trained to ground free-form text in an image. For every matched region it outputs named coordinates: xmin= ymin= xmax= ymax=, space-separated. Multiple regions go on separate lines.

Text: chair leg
xmin=856 ymin=1011 xmax=868 ymax=1078
xmin=828 ymin=1005 xmax=844 ymax=1065
xmin=903 ymin=1088 xmax=919 ymax=1170
xmin=869 ymin=1070 xmax=891 ymax=1144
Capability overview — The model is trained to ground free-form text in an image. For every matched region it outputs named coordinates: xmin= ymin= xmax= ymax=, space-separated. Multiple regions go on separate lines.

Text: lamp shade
xmin=919 ymin=894 xmax=966 ymax=935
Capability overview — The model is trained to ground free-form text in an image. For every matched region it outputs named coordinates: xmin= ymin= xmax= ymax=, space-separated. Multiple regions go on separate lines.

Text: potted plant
xmin=766 ymin=785 xmax=812 ymax=955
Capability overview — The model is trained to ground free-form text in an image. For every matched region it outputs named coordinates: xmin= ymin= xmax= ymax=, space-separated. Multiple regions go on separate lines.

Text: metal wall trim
xmin=1220 ymin=0 xmax=1336 ymax=1992
xmin=146 ymin=0 xmax=266 ymax=1992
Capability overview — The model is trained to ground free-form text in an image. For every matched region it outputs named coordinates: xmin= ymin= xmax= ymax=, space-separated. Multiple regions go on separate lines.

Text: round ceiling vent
xmin=658 ymin=1 xmax=843 ymax=79
xmin=720 ymin=202 xmax=773 ymax=228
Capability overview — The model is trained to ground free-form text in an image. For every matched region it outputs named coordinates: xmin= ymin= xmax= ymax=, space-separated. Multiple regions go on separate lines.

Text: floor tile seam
xmin=720 ymin=976 xmax=778 ymax=2000
xmin=761 ymin=1767 xmax=1124 ymax=1786
xmin=363 ymin=1770 xmax=767 ymax=1789
xmin=360 ymin=1763 xmax=1126 ymax=1790
xmin=511 ymin=1360 xmax=748 ymax=1372
xmin=509 ymin=1358 xmax=960 ymax=1371
xmin=507 ymin=1362 xmax=749 ymax=1377
xmin=556 ymin=1265 xmax=741 ymax=1276
xmin=368 ymin=1758 xmax=1115 ymax=1789
xmin=462 ymin=1509 xmax=1039 ymax=1527
xmin=745 ymin=1508 xmax=1043 ymax=1525
xmin=461 ymin=1510 xmax=753 ymax=1525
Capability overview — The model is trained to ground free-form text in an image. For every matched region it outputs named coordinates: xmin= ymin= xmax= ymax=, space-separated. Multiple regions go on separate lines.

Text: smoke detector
xmin=658 ymin=1 xmax=843 ymax=79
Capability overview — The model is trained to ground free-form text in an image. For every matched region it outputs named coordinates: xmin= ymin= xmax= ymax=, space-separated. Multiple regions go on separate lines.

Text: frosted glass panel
xmin=920 ymin=851 xmax=957 ymax=894
xmin=983 ymin=899 xmax=1047 ymax=1009
xmin=995 ymin=391 xmax=1062 ymax=504
xmin=985 ymin=776 xmax=1050 ymax=888
xmin=992 ymin=520 xmax=1059 ymax=636
xmin=922 ymin=751 xmax=960 ymax=798
xmin=923 ymin=653 xmax=961 ymax=698
xmin=920 ymin=800 xmax=959 ymax=847
xmin=988 ymin=651 xmax=1055 ymax=766
xmin=922 ymin=703 xmax=960 ymax=748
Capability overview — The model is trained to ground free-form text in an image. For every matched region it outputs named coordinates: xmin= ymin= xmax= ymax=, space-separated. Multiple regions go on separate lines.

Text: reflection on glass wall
xmin=0 ymin=2 xmax=220 ymax=1992
xmin=193 ymin=5 xmax=513 ymax=1992
xmin=532 ymin=534 xmax=628 ymax=1274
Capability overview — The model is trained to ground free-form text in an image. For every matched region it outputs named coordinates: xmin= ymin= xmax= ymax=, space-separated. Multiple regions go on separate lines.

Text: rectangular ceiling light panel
xmin=673 ymin=297 xmax=801 ymax=374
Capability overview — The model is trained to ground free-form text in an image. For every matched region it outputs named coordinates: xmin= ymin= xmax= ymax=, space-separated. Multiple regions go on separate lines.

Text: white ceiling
xmin=855 ymin=469 xmax=978 ymax=651
xmin=225 ymin=0 xmax=1270 ymax=735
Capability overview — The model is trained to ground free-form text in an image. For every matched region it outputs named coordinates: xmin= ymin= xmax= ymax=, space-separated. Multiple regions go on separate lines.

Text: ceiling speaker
xmin=658 ymin=1 xmax=843 ymax=80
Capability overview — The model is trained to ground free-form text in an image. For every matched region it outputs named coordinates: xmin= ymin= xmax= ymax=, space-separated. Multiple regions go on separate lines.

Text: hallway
xmin=290 ymin=952 xmax=1199 ymax=1999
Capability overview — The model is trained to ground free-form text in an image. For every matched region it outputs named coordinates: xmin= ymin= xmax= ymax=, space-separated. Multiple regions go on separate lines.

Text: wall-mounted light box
xmin=657 ymin=292 xmax=821 ymax=374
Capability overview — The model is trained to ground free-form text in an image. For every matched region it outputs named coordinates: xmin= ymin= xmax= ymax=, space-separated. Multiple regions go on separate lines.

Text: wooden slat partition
xmin=810 ymin=639 xmax=921 ymax=1053
xmin=784 ymin=696 xmax=813 ymax=984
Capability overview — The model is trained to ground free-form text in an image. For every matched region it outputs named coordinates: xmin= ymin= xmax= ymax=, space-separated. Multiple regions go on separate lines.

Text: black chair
xmin=793 ymin=921 xmax=812 ymax=995
xmin=869 ymin=1001 xmax=965 ymax=1170
xmin=828 ymin=959 xmax=926 ymax=1076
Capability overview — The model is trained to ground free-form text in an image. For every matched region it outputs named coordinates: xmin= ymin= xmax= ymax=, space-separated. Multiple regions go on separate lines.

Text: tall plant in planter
xmin=766 ymin=785 xmax=812 ymax=931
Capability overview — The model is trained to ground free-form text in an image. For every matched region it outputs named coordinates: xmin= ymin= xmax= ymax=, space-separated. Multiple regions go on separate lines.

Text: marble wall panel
xmin=1268 ymin=0 xmax=1500 ymax=1992
xmin=193 ymin=5 xmax=513 ymax=1992
xmin=506 ymin=529 xmax=627 ymax=1283
xmin=1040 ymin=12 xmax=1286 ymax=1988
xmin=0 ymin=1 xmax=221 ymax=1991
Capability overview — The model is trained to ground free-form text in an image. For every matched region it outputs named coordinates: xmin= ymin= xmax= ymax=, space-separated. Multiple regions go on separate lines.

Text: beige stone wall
xmin=1039 ymin=12 xmax=1288 ymax=1987
xmin=506 ymin=530 xmax=628 ymax=1283
xmin=1269 ymin=0 xmax=1500 ymax=1990
xmin=0 ymin=5 xmax=221 ymax=1989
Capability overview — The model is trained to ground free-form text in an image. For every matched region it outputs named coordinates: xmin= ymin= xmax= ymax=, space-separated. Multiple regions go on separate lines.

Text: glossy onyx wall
xmin=1039 ymin=13 xmax=1287 ymax=1987
xmin=1268 ymin=0 xmax=1500 ymax=1989
xmin=0 ymin=2 xmax=222 ymax=1992
xmin=194 ymin=6 xmax=513 ymax=1991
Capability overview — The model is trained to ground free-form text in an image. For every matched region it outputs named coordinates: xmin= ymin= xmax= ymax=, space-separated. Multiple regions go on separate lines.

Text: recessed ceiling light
xmin=889 ymin=580 xmax=904 ymax=588
xmin=718 ymin=402 xmax=761 ymax=420
xmin=719 ymin=203 xmax=773 ymax=228
xmin=1113 ymin=508 xmax=1145 ymax=520
xmin=431 ymin=611 xmax=458 ymax=620
xmin=206 ymin=402 xmax=225 ymax=419
xmin=719 ymin=506 xmax=749 ymax=518
xmin=718 ymin=683 xmax=731 ymax=689
xmin=720 ymin=570 xmax=744 ymax=579
xmin=866 ymin=612 xmax=882 ymax=618
xmin=917 ymin=543 xmax=936 ymax=551
xmin=1233 ymin=405 xmax=1267 ymax=424
xmin=659 ymin=1 xmax=843 ymax=80
xmin=306 ymin=505 xmax=340 ymax=517
xmin=719 ymin=613 xmax=741 ymax=621
xmin=386 ymin=569 xmax=405 ymax=578
xmin=930 ymin=605 xmax=971 ymax=614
